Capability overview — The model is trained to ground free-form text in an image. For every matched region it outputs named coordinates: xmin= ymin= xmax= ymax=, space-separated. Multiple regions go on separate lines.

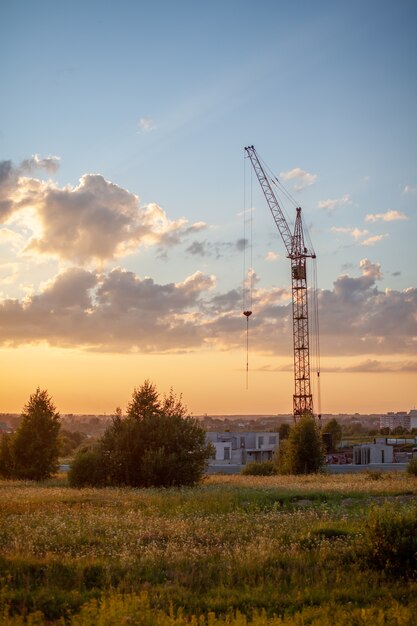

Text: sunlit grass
xmin=0 ymin=474 xmax=416 ymax=624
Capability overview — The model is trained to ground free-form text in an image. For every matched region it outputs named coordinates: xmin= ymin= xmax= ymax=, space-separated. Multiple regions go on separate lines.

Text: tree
xmin=277 ymin=415 xmax=324 ymax=475
xmin=12 ymin=388 xmax=61 ymax=480
xmin=279 ymin=423 xmax=290 ymax=441
xmin=70 ymin=382 xmax=213 ymax=488
xmin=0 ymin=434 xmax=14 ymax=478
xmin=323 ymin=418 xmax=343 ymax=451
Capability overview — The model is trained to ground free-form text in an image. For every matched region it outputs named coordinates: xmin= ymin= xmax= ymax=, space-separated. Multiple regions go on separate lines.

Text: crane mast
xmin=244 ymin=146 xmax=315 ymax=421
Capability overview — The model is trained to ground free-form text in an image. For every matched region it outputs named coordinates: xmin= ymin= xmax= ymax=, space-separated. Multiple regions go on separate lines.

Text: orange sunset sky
xmin=1 ymin=1 xmax=416 ymax=416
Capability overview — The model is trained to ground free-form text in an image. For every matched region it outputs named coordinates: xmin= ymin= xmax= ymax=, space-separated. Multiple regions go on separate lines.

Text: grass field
xmin=0 ymin=473 xmax=416 ymax=625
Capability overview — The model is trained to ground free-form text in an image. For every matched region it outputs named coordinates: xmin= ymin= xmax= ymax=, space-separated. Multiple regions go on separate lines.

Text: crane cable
xmin=242 ymin=154 xmax=253 ymax=390
xmin=312 ymin=257 xmax=322 ymax=422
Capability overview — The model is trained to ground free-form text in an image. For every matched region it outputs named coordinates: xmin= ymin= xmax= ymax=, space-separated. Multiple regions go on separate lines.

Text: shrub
xmin=407 ymin=457 xmax=417 ymax=476
xmin=362 ymin=503 xmax=417 ymax=576
xmin=241 ymin=461 xmax=277 ymax=476
xmin=68 ymin=448 xmax=107 ymax=487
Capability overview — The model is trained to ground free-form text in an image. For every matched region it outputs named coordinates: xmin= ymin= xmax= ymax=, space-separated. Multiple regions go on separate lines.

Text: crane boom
xmin=244 ymin=145 xmax=315 ymax=421
xmin=244 ymin=146 xmax=293 ymax=256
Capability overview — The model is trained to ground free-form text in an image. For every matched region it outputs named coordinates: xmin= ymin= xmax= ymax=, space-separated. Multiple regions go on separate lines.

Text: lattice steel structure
xmin=245 ymin=146 xmax=315 ymax=421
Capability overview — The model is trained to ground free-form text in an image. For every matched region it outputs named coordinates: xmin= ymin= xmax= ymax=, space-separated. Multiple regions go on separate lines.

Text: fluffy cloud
xmin=365 ymin=210 xmax=407 ymax=222
xmin=0 ymin=256 xmax=415 ymax=357
xmin=0 ymin=267 xmax=215 ymax=351
xmin=317 ymin=194 xmax=351 ymax=211
xmin=331 ymin=226 xmax=369 ymax=240
xmin=279 ymin=167 xmax=317 ymax=191
xmin=403 ymin=185 xmax=417 ymax=194
xmin=0 ymin=158 xmax=206 ymax=263
xmin=362 ymin=234 xmax=387 ymax=246
xmin=331 ymin=226 xmax=387 ymax=246
xmin=20 ymin=155 xmax=60 ymax=174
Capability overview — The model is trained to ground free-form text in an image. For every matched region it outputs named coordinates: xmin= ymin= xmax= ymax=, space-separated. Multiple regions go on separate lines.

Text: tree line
xmin=0 ymin=382 xmax=213 ymax=487
xmin=1 ymin=382 xmax=338 ymax=486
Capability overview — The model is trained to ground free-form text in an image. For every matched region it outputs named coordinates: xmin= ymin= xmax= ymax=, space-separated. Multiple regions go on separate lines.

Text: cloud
xmin=0 ymin=267 xmax=216 ymax=352
xmin=331 ymin=226 xmax=387 ymax=246
xmin=185 ymin=238 xmax=247 ymax=259
xmin=138 ymin=117 xmax=156 ymax=132
xmin=322 ymin=360 xmax=417 ymax=373
xmin=20 ymin=154 xmax=60 ymax=174
xmin=317 ymin=259 xmax=416 ymax=356
xmin=279 ymin=167 xmax=317 ymax=191
xmin=0 ymin=259 xmax=415 ymax=357
xmin=361 ymin=234 xmax=387 ymax=246
xmin=265 ymin=251 xmax=279 ymax=262
xmin=331 ymin=226 xmax=368 ymax=240
xmin=403 ymin=185 xmax=417 ymax=194
xmin=365 ymin=210 xmax=407 ymax=222
xmin=317 ymin=194 xmax=351 ymax=211
xmin=0 ymin=158 xmax=205 ymax=263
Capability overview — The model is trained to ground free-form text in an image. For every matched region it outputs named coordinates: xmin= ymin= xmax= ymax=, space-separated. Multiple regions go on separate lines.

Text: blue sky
xmin=0 ymin=0 xmax=416 ymax=413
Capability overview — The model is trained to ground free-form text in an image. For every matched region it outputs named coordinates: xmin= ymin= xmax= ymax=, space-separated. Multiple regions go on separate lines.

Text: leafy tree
xmin=127 ymin=380 xmax=161 ymax=420
xmin=279 ymin=423 xmax=291 ymax=441
xmin=70 ymin=382 xmax=213 ymax=488
xmin=58 ymin=429 xmax=88 ymax=457
xmin=0 ymin=434 xmax=14 ymax=478
xmin=277 ymin=415 xmax=324 ymax=475
xmin=12 ymin=388 xmax=61 ymax=480
xmin=323 ymin=418 xmax=343 ymax=451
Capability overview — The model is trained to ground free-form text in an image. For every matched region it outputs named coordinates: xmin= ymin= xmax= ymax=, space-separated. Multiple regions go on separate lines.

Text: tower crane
xmin=244 ymin=145 xmax=319 ymax=422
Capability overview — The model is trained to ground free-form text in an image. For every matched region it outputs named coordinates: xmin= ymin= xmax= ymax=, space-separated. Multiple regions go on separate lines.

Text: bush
xmin=362 ymin=504 xmax=417 ymax=576
xmin=68 ymin=448 xmax=107 ymax=487
xmin=407 ymin=457 xmax=417 ymax=476
xmin=241 ymin=461 xmax=277 ymax=476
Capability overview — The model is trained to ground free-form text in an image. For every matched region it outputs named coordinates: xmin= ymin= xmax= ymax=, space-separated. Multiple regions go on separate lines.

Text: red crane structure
xmin=244 ymin=145 xmax=319 ymax=422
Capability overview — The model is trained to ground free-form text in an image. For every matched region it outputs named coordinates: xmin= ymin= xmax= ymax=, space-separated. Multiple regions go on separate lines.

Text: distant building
xmin=409 ymin=410 xmax=417 ymax=431
xmin=352 ymin=441 xmax=394 ymax=465
xmin=379 ymin=412 xmax=410 ymax=431
xmin=207 ymin=431 xmax=279 ymax=467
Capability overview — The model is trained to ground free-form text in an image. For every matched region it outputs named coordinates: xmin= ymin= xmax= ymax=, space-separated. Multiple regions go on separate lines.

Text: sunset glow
xmin=1 ymin=1 xmax=416 ymax=416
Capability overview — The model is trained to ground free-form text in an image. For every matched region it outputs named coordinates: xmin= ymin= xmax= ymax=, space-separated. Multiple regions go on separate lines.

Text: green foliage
xmin=362 ymin=504 xmax=417 ymax=576
xmin=277 ymin=415 xmax=324 ymax=475
xmin=0 ymin=434 xmax=14 ymax=478
xmin=241 ymin=461 xmax=277 ymax=476
xmin=58 ymin=430 xmax=88 ymax=457
xmin=407 ymin=457 xmax=417 ymax=476
xmin=3 ymin=388 xmax=61 ymax=481
xmin=70 ymin=382 xmax=212 ymax=488
xmin=68 ymin=448 xmax=107 ymax=487
xmin=278 ymin=423 xmax=290 ymax=440
xmin=323 ymin=418 xmax=342 ymax=451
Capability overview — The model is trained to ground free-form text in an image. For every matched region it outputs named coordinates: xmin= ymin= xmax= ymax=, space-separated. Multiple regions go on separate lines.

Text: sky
xmin=0 ymin=0 xmax=416 ymax=416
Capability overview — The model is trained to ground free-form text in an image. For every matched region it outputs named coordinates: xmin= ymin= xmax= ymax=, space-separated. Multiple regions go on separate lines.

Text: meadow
xmin=0 ymin=473 xmax=416 ymax=625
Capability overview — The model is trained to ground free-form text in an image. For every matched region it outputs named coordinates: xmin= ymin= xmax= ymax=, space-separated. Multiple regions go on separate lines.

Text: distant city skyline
xmin=1 ymin=0 xmax=416 ymax=414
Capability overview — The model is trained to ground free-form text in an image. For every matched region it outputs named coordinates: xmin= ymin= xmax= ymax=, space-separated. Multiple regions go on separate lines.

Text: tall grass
xmin=0 ymin=474 xmax=416 ymax=624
